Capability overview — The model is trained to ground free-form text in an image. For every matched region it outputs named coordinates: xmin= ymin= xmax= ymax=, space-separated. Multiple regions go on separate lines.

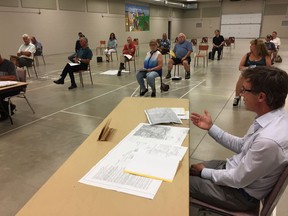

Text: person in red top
xmin=117 ymin=36 xmax=136 ymax=76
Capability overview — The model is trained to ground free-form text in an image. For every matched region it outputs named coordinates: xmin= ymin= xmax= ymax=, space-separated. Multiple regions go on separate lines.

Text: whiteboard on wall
xmin=221 ymin=13 xmax=261 ymax=38
xmin=221 ymin=24 xmax=260 ymax=38
xmin=221 ymin=14 xmax=261 ymax=24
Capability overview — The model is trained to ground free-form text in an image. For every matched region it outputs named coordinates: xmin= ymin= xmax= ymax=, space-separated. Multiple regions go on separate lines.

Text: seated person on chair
xmin=190 ymin=66 xmax=288 ymax=212
xmin=165 ymin=33 xmax=192 ymax=80
xmin=0 ymin=54 xmax=18 ymax=120
xmin=10 ymin=34 xmax=35 ymax=68
xmin=271 ymin=31 xmax=281 ymax=52
xmin=68 ymin=32 xmax=85 ymax=62
xmin=264 ymin=34 xmax=277 ymax=64
xmin=54 ymin=37 xmax=93 ymax=90
xmin=158 ymin=33 xmax=170 ymax=55
xmin=30 ymin=36 xmax=43 ymax=56
xmin=211 ymin=29 xmax=224 ymax=60
xmin=104 ymin=32 xmax=117 ymax=62
xmin=136 ymin=39 xmax=163 ymax=98
xmin=117 ymin=36 xmax=136 ymax=76
xmin=233 ymin=39 xmax=271 ymax=107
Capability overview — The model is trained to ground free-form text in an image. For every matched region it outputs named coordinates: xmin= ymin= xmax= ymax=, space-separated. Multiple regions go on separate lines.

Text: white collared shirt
xmin=17 ymin=43 xmax=36 ymax=59
xmin=201 ymin=108 xmax=288 ymax=200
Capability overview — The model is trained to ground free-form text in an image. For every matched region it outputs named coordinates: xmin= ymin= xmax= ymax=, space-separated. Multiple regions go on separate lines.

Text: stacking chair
xmin=194 ymin=44 xmax=209 ymax=67
xmin=133 ymin=38 xmax=140 ymax=56
xmin=10 ymin=55 xmax=38 ymax=78
xmin=110 ymin=49 xmax=118 ymax=61
xmin=172 ymin=63 xmax=183 ymax=81
xmin=224 ymin=38 xmax=231 ymax=48
xmin=34 ymin=45 xmax=46 ymax=66
xmin=190 ymin=165 xmax=288 ymax=216
xmin=229 ymin=37 xmax=236 ymax=48
xmin=191 ymin=38 xmax=197 ymax=46
xmin=74 ymin=64 xmax=93 ymax=87
xmin=96 ymin=40 xmax=106 ymax=55
xmin=143 ymin=74 xmax=164 ymax=95
xmin=201 ymin=37 xmax=208 ymax=44
xmin=8 ymin=68 xmax=35 ymax=116
xmin=124 ymin=54 xmax=136 ymax=73
xmin=191 ymin=38 xmax=198 ymax=55
xmin=24 ymin=59 xmax=38 ymax=79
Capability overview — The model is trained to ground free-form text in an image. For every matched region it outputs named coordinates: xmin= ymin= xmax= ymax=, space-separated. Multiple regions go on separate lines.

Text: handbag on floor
xmin=97 ymin=56 xmax=103 ymax=62
xmin=160 ymin=82 xmax=169 ymax=91
xmin=275 ymin=55 xmax=282 ymax=63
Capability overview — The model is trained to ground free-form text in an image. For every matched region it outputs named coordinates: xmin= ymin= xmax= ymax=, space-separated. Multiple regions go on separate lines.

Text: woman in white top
xmin=136 ymin=39 xmax=163 ymax=97
xmin=104 ymin=33 xmax=117 ymax=62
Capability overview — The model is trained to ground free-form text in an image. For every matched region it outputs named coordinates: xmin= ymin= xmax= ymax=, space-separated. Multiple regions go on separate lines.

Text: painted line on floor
xmin=60 ymin=110 xmax=104 ymax=119
xmin=180 ymin=79 xmax=206 ymax=98
xmin=0 ymin=81 xmax=138 ymax=137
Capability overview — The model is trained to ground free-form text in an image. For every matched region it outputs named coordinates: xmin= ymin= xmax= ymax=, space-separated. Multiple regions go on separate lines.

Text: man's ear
xmin=258 ymin=92 xmax=266 ymax=102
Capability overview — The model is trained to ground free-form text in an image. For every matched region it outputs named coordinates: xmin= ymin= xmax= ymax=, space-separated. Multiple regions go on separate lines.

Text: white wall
xmin=183 ymin=18 xmax=220 ymax=39
xmin=0 ymin=5 xmax=176 ymax=58
xmin=0 ymin=0 xmax=287 ymax=58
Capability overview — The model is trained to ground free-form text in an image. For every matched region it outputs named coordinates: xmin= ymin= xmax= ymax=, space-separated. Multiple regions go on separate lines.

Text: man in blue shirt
xmin=54 ymin=37 xmax=93 ymax=90
xmin=190 ymin=66 xmax=288 ymax=211
xmin=165 ymin=33 xmax=192 ymax=80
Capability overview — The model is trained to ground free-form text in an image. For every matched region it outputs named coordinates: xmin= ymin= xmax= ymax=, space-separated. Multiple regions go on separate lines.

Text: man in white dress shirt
xmin=11 ymin=34 xmax=35 ymax=68
xmin=189 ymin=66 xmax=288 ymax=211
xmin=271 ymin=31 xmax=281 ymax=50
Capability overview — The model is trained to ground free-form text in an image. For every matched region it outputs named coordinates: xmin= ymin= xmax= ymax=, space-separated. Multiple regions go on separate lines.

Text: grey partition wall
xmin=0 ymin=0 xmax=18 ymax=7
xmin=21 ymin=0 xmax=57 ymax=9
xmin=58 ymin=0 xmax=86 ymax=12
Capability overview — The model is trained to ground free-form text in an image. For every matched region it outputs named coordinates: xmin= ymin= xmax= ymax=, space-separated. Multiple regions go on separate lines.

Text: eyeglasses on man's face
xmin=240 ymin=86 xmax=258 ymax=94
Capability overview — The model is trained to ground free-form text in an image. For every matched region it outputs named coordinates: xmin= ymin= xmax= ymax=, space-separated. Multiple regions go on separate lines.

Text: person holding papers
xmin=0 ymin=54 xmax=18 ymax=120
xmin=136 ymin=39 xmax=163 ymax=97
xmin=117 ymin=36 xmax=136 ymax=76
xmin=53 ymin=37 xmax=93 ymax=90
xmin=189 ymin=66 xmax=288 ymax=211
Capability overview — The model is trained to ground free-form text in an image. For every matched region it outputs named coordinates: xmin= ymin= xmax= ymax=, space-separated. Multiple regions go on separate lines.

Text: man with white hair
xmin=165 ymin=33 xmax=192 ymax=80
xmin=11 ymin=34 xmax=36 ymax=68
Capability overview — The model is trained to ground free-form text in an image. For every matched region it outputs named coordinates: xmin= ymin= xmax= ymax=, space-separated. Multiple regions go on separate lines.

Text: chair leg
xmin=25 ymin=67 xmax=31 ymax=77
xmin=8 ymin=98 xmax=12 ymax=116
xmin=33 ymin=64 xmax=38 ymax=78
xmin=79 ymin=72 xmax=84 ymax=87
xmin=89 ymin=70 xmax=93 ymax=85
xmin=42 ymin=55 xmax=46 ymax=65
xmin=23 ymin=95 xmax=35 ymax=114
xmin=160 ymin=76 xmax=163 ymax=92
xmin=134 ymin=59 xmax=136 ymax=72
xmin=34 ymin=56 xmax=39 ymax=66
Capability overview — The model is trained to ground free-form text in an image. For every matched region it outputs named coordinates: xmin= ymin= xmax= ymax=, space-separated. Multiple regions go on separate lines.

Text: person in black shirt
xmin=211 ymin=30 xmax=224 ymax=60
xmin=68 ymin=32 xmax=85 ymax=62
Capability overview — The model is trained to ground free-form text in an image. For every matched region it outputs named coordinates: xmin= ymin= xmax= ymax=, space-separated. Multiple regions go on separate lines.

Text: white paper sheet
xmin=144 ymin=108 xmax=182 ymax=125
xmin=100 ymin=70 xmax=130 ymax=75
xmin=124 ymin=54 xmax=133 ymax=60
xmin=68 ymin=62 xmax=80 ymax=66
xmin=0 ymin=81 xmax=18 ymax=88
xmin=124 ymin=144 xmax=187 ymax=182
xmin=79 ymin=123 xmax=189 ymax=199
